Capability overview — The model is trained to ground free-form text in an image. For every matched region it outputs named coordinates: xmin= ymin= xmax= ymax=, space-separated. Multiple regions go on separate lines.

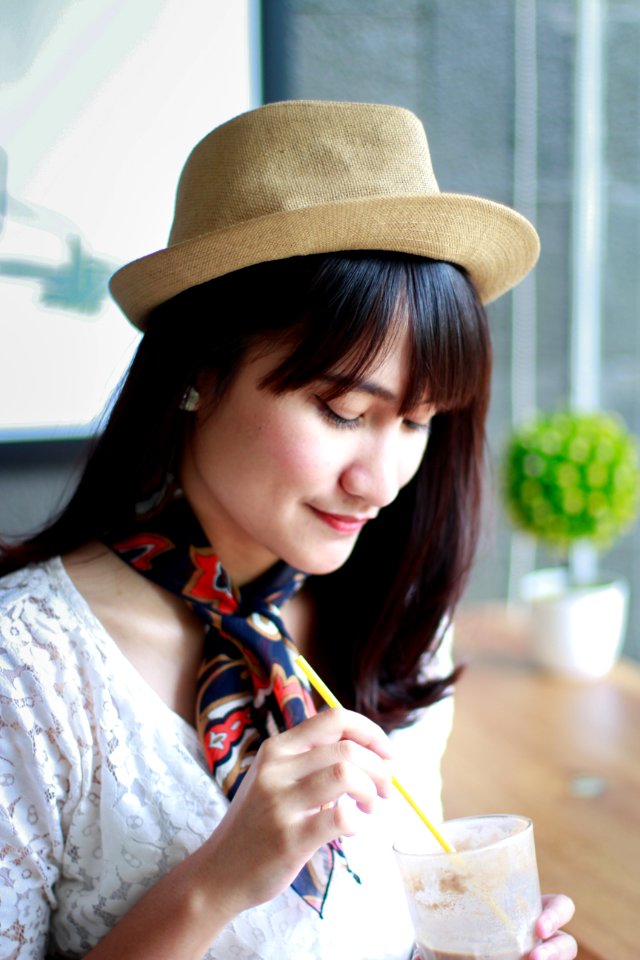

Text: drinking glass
xmin=394 ymin=814 xmax=542 ymax=960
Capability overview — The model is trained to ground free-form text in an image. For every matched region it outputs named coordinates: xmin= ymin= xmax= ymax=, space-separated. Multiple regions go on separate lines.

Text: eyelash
xmin=317 ymin=398 xmax=361 ymax=430
xmin=316 ymin=398 xmax=431 ymax=434
xmin=404 ymin=419 xmax=432 ymax=434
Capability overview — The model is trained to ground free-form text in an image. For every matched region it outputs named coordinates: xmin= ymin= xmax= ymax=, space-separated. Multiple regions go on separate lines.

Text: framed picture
xmin=0 ymin=0 xmax=258 ymax=441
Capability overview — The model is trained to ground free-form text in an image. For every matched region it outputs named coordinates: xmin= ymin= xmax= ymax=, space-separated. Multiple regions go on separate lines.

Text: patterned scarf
xmin=105 ymin=491 xmax=352 ymax=916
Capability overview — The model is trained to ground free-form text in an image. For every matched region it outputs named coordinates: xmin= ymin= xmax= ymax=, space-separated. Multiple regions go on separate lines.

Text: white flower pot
xmin=519 ymin=567 xmax=629 ymax=680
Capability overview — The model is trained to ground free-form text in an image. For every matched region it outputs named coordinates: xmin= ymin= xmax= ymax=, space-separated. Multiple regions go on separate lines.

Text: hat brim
xmin=109 ymin=193 xmax=540 ymax=330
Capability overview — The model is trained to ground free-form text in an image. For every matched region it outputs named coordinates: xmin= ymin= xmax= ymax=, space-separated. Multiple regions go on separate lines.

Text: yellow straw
xmin=295 ymin=654 xmax=455 ymax=854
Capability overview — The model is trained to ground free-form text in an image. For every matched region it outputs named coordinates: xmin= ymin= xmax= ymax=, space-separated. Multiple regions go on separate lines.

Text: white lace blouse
xmin=0 ymin=559 xmax=454 ymax=960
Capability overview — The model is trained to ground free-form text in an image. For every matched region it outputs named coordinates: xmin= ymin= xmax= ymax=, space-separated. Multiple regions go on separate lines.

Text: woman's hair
xmin=0 ymin=251 xmax=491 ymax=731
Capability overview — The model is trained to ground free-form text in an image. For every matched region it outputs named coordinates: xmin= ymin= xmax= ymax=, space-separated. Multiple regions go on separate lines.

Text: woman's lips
xmin=309 ymin=507 xmax=372 ymax=534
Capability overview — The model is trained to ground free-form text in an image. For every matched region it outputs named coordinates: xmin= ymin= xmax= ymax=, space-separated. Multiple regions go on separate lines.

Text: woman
xmin=0 ymin=101 xmax=576 ymax=959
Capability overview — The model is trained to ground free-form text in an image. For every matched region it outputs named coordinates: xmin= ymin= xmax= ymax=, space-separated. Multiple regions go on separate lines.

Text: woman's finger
xmin=291 ymin=750 xmax=385 ymax=815
xmin=536 ymin=894 xmax=576 ymax=938
xmin=529 ymin=894 xmax=578 ymax=960
xmin=272 ymin=706 xmax=393 ymax=759
xmin=529 ymin=932 xmax=578 ymax=960
xmin=259 ymin=737 xmax=393 ymax=801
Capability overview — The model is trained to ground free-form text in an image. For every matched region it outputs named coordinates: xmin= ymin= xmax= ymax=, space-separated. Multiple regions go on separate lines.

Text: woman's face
xmin=180 ymin=327 xmax=434 ymax=585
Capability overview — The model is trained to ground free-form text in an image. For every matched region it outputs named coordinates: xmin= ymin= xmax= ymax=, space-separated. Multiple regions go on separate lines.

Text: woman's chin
xmin=286 ymin=542 xmax=359 ymax=577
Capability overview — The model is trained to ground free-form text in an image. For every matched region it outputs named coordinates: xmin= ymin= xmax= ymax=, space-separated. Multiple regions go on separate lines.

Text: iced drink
xmin=394 ymin=815 xmax=542 ymax=960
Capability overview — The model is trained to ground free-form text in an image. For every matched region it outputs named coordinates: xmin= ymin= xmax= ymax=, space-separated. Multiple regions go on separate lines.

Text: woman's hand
xmin=529 ymin=894 xmax=577 ymax=959
xmin=82 ymin=709 xmax=391 ymax=960
xmin=201 ymin=707 xmax=393 ymax=916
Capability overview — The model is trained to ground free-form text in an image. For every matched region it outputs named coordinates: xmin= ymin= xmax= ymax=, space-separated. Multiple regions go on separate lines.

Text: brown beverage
xmin=416 ymin=948 xmax=528 ymax=960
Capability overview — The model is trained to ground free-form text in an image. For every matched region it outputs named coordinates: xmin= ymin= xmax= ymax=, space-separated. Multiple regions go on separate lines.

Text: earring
xmin=179 ymin=386 xmax=200 ymax=412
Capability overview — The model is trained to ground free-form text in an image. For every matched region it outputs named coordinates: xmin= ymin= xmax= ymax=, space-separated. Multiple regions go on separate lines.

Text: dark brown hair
xmin=0 ymin=251 xmax=492 ymax=730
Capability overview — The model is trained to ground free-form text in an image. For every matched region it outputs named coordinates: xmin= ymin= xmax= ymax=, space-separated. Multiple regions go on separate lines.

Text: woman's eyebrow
xmin=320 ymin=373 xmax=433 ymax=412
xmin=320 ymin=373 xmax=397 ymax=403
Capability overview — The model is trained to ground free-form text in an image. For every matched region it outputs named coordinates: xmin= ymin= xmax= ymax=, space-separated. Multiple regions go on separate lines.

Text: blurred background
xmin=1 ymin=0 xmax=639 ymax=661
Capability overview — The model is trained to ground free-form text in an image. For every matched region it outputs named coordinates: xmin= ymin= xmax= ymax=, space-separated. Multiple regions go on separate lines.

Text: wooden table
xmin=442 ymin=605 xmax=640 ymax=960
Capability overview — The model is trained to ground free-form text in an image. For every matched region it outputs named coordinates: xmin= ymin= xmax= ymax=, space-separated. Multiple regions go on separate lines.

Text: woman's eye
xmin=316 ymin=397 xmax=361 ymax=429
xmin=403 ymin=419 xmax=432 ymax=434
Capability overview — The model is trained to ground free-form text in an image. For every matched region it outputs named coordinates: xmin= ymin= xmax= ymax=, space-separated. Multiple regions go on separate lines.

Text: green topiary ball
xmin=503 ymin=410 xmax=640 ymax=550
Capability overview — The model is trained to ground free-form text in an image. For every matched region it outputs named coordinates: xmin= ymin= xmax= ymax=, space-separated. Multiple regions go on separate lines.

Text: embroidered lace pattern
xmin=0 ymin=559 xmax=453 ymax=959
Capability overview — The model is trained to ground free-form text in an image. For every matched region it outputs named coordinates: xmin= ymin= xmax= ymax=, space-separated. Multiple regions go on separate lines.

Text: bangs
xmin=260 ymin=252 xmax=491 ymax=413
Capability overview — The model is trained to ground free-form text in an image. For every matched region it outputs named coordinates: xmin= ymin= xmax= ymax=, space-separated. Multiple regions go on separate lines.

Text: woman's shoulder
xmin=1 ymin=556 xmax=86 ymax=649
xmin=1 ymin=557 xmax=71 ymax=641
xmin=0 ymin=555 xmax=61 ymax=598
xmin=0 ymin=556 xmax=107 ymax=710
xmin=0 ymin=559 xmax=93 ymax=807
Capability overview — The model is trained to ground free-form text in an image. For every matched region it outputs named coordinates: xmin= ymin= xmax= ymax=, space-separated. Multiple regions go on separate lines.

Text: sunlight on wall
xmin=0 ymin=0 xmax=257 ymax=439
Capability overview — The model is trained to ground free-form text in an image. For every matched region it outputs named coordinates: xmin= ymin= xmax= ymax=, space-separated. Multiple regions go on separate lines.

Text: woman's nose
xmin=340 ymin=438 xmax=402 ymax=508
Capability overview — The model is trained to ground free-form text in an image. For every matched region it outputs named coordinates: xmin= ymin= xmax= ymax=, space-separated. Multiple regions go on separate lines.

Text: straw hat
xmin=109 ymin=100 xmax=539 ymax=330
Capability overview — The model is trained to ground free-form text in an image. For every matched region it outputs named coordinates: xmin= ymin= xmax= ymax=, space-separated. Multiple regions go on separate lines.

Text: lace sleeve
xmin=0 ymin=593 xmax=82 ymax=959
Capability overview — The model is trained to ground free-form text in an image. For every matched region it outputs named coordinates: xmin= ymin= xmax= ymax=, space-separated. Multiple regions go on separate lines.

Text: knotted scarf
xmin=105 ymin=491 xmax=353 ymax=916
